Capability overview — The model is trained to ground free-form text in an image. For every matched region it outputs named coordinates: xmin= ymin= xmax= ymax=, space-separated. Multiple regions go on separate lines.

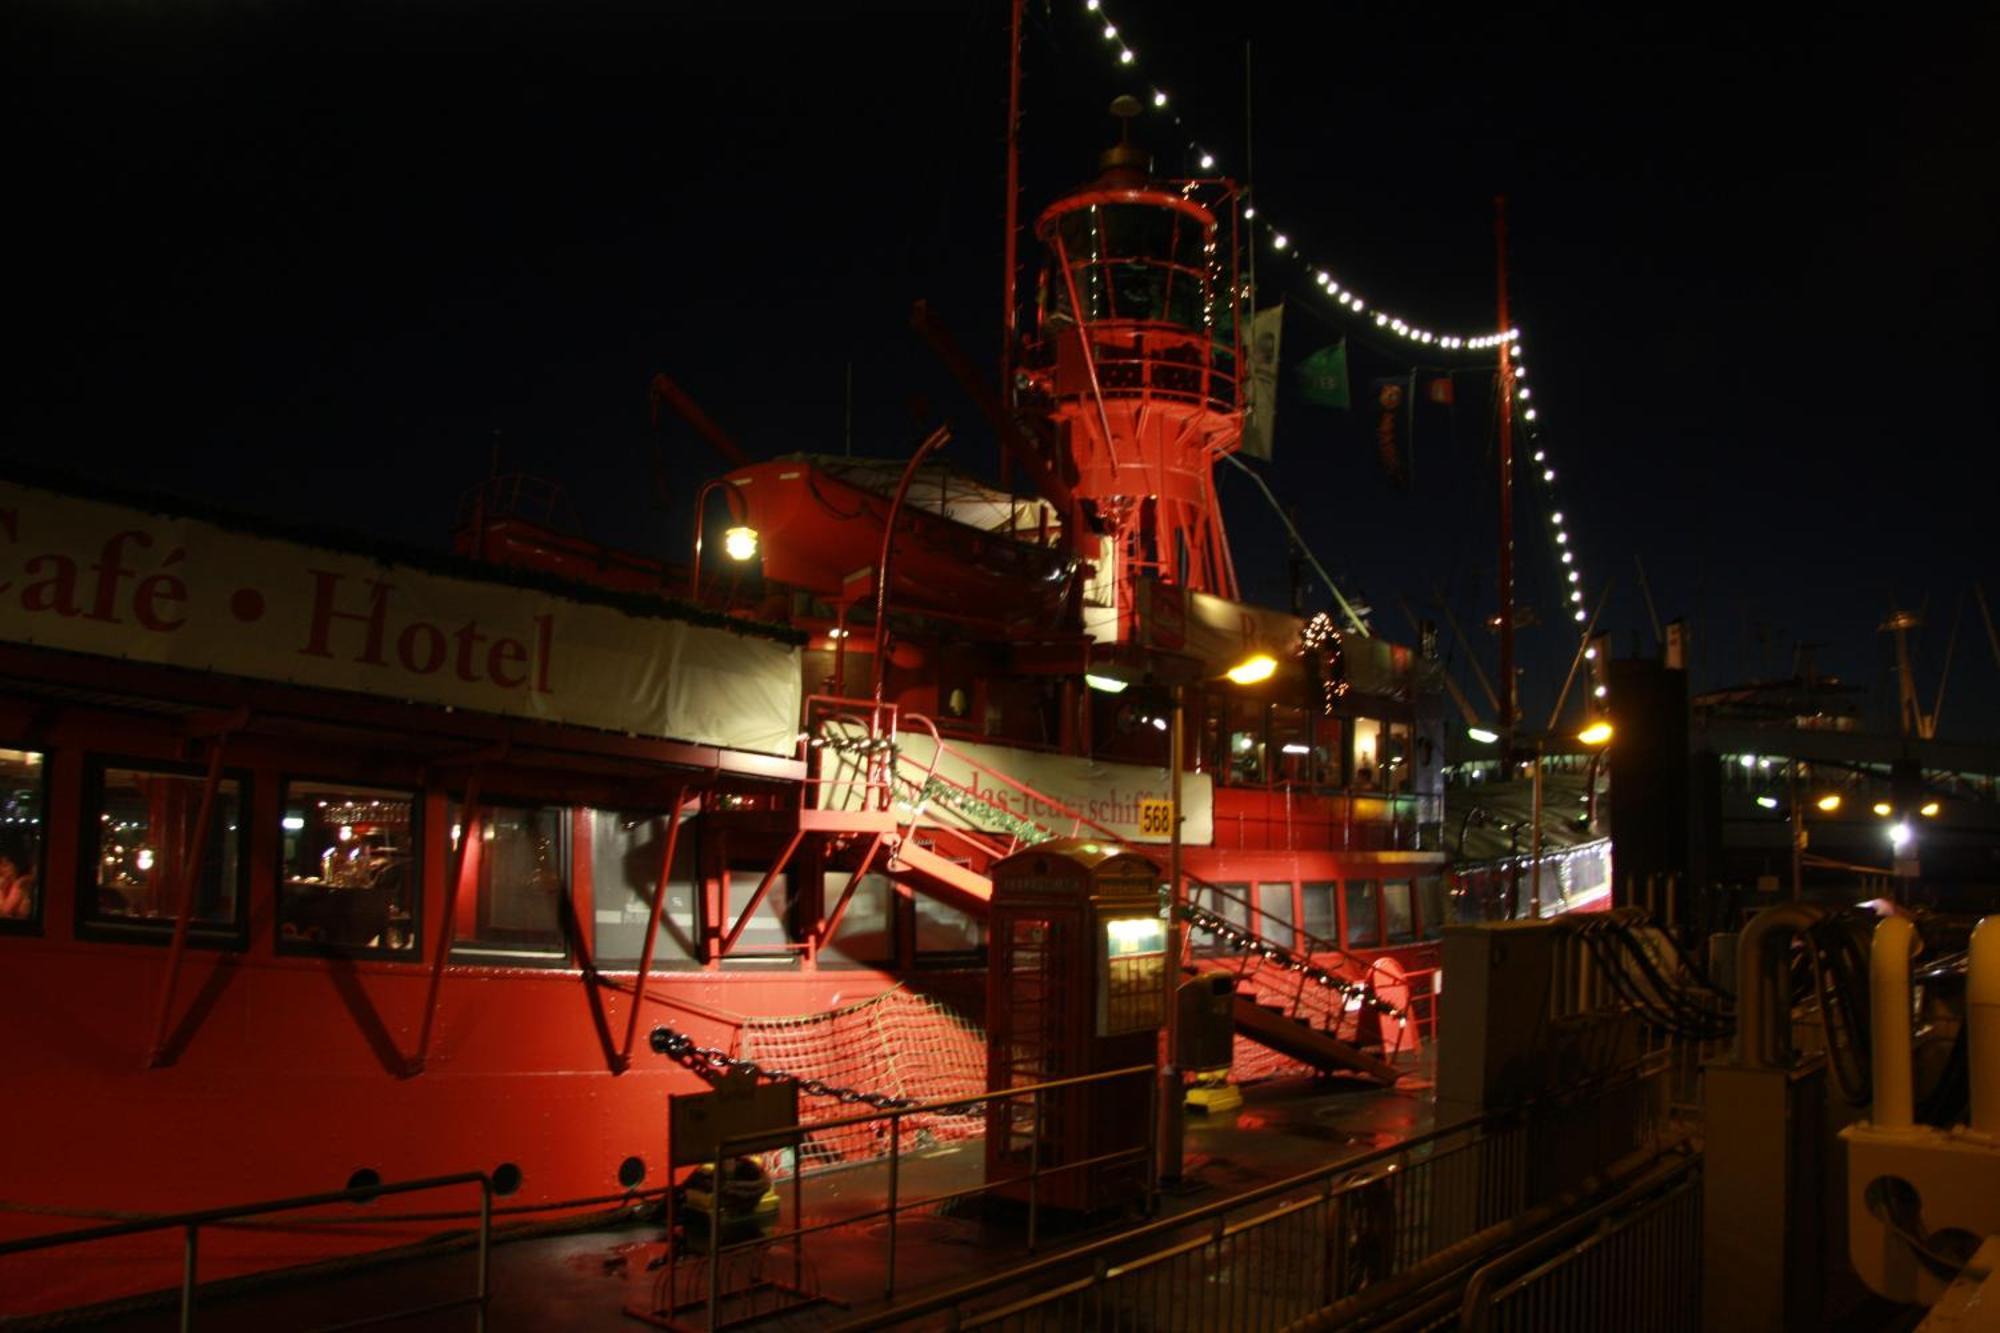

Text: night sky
xmin=8 ymin=2 xmax=1996 ymax=735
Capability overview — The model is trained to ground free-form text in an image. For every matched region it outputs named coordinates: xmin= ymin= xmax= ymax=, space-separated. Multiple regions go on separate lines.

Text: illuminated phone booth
xmin=985 ymin=838 xmax=1164 ymax=1214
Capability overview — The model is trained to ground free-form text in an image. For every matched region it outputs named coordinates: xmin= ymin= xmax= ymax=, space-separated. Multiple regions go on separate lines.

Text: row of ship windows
xmin=0 ymin=746 xmax=970 ymax=965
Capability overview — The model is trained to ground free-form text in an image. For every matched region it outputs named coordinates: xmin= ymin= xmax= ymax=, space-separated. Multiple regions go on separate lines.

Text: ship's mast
xmin=999 ymin=0 xmax=1025 ymax=481
xmin=1495 ymin=195 xmax=1518 ymax=740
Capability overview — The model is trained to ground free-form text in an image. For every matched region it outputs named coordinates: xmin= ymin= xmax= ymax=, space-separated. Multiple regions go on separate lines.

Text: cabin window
xmin=449 ymin=802 xmax=568 ymax=961
xmin=722 ymin=863 xmax=794 ymax=961
xmin=1343 ymin=879 xmax=1380 ymax=949
xmin=590 ymin=808 xmax=701 ymax=968
xmin=82 ymin=761 xmax=247 ymax=940
xmin=0 ymin=748 xmax=46 ymax=930
xmin=1382 ymin=879 xmax=1416 ymax=944
xmin=277 ymin=782 xmax=419 ymax=956
xmin=1270 ymin=705 xmax=1313 ymax=786
xmin=1382 ymin=723 xmax=1413 ymax=793
xmin=1301 ymin=880 xmax=1338 ymax=946
xmin=822 ymin=869 xmax=894 ymax=966
xmin=1417 ymin=875 xmax=1448 ymax=940
xmin=1256 ymin=881 xmax=1295 ymax=949
xmin=1351 ymin=718 xmax=1384 ymax=789
xmin=1224 ymin=699 xmax=1267 ymax=787
xmin=914 ymin=895 xmax=983 ymax=959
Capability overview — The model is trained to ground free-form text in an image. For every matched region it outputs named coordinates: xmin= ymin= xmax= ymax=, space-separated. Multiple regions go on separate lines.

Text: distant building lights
xmin=1872 ymin=801 xmax=1893 ymax=817
xmin=1921 ymin=800 xmax=1941 ymax=817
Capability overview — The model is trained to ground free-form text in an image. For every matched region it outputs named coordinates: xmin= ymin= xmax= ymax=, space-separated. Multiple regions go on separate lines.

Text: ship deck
xmin=74 ymin=1054 xmax=1436 ymax=1330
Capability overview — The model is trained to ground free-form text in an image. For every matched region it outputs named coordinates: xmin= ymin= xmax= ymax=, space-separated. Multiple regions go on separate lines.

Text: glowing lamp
xmin=1084 ymin=674 xmax=1128 ymax=694
xmin=1467 ymin=727 xmax=1500 ymax=744
xmin=1577 ymin=722 xmax=1614 ymax=747
xmin=1920 ymin=801 xmax=1941 ymax=818
xmin=1872 ymin=801 xmax=1893 ymax=817
xmin=1756 ymin=796 xmax=1779 ymax=810
xmin=1815 ymin=794 xmax=1842 ymax=813
xmin=1224 ymin=653 xmax=1278 ymax=685
xmin=1888 ymin=822 xmax=1912 ymax=849
xmin=722 ymin=526 xmax=759 ymax=562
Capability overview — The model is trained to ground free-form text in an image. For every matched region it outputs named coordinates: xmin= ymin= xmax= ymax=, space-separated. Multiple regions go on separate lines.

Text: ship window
xmin=1382 ymin=879 xmax=1415 ymax=944
xmin=1270 ymin=705 xmax=1313 ymax=786
xmin=81 ymin=760 xmax=247 ymax=941
xmin=1351 ymin=718 xmax=1384 ymax=789
xmin=1418 ymin=875 xmax=1448 ymax=940
xmin=914 ymin=894 xmax=983 ymax=960
xmin=1382 ymin=723 xmax=1412 ymax=793
xmin=277 ymin=782 xmax=419 ymax=956
xmin=1343 ymin=879 xmax=1380 ymax=949
xmin=590 ymin=808 xmax=700 ymax=968
xmin=822 ymin=869 xmax=893 ymax=966
xmin=1256 ymin=881 xmax=1295 ymax=949
xmin=448 ymin=801 xmax=569 ymax=961
xmin=1301 ymin=880 xmax=1338 ymax=946
xmin=1224 ymin=698 xmax=1267 ymax=787
xmin=0 ymin=749 xmax=44 ymax=932
xmin=722 ymin=862 xmax=795 ymax=962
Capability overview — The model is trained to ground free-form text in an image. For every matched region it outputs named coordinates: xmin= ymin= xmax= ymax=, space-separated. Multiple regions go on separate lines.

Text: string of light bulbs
xmin=1071 ymin=0 xmax=1591 ymax=631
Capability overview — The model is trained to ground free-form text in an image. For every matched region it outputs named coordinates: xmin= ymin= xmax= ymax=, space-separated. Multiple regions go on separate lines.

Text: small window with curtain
xmin=278 ymin=781 xmax=419 ymax=955
xmin=1382 ymin=879 xmax=1415 ymax=944
xmin=83 ymin=760 xmax=247 ymax=940
xmin=448 ymin=801 xmax=568 ymax=961
xmin=1343 ymin=879 xmax=1380 ymax=949
xmin=0 ymin=748 xmax=46 ymax=930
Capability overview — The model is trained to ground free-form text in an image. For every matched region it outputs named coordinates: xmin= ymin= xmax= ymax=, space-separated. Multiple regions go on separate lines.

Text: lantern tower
xmin=1020 ymin=102 xmax=1248 ymax=642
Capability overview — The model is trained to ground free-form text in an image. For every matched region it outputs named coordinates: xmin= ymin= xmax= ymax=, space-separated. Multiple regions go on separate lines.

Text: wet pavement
xmin=66 ymin=1054 xmax=1436 ymax=1331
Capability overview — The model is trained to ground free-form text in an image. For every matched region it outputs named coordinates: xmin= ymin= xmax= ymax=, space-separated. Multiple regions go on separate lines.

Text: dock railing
xmin=0 ymin=1172 xmax=493 ymax=1332
xmin=636 ymin=1064 xmax=1157 ymax=1329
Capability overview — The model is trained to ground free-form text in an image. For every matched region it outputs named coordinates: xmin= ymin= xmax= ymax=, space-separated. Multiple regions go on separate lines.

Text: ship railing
xmin=801 ymin=698 xmax=901 ymax=814
xmin=889 ymin=712 xmax=1125 ymax=854
xmin=645 ymin=1064 xmax=1157 ymax=1328
xmin=1215 ymin=783 xmax=1443 ymax=853
xmin=843 ymin=1060 xmax=1674 ymax=1330
xmin=0 ymin=1171 xmax=492 ymax=1332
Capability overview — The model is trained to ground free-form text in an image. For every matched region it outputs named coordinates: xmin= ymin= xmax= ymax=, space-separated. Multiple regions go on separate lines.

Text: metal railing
xmin=1457 ymin=1155 xmax=1702 ymax=1332
xmin=0 ymin=1172 xmax=492 ymax=1332
xmin=638 ymin=1065 xmax=1158 ymax=1330
xmin=844 ymin=1063 xmax=1666 ymax=1330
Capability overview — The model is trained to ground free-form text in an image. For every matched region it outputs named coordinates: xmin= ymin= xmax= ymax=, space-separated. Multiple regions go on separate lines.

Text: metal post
xmin=707 ymin=1141 xmax=723 ymax=1333
xmin=146 ymin=739 xmax=229 ymax=1068
xmin=1027 ymin=1087 xmax=1042 ymax=1254
xmin=792 ymin=1129 xmax=804 ymax=1292
xmin=180 ymin=1224 xmax=198 ymax=1332
xmin=1789 ymin=759 xmax=1803 ymax=901
xmin=885 ymin=1111 xmax=902 ymax=1299
xmin=620 ymin=786 xmax=689 ymax=1068
xmin=1159 ymin=683 xmax=1187 ymax=1183
xmin=475 ymin=1179 xmax=492 ymax=1333
xmin=1529 ymin=737 xmax=1544 ymax=919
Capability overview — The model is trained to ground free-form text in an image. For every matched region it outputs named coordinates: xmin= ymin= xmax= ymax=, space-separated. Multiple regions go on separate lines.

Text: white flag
xmin=1240 ymin=303 xmax=1284 ymax=460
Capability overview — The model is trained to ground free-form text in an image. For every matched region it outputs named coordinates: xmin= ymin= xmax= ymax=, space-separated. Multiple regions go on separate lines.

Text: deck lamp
xmin=1920 ymin=801 xmax=1941 ymax=818
xmin=1816 ymin=794 xmax=1843 ymax=813
xmin=1873 ymin=801 xmax=1893 ymax=817
xmin=1466 ymin=727 xmax=1500 ymax=744
xmin=722 ymin=525 xmax=759 ymax=562
xmin=1084 ymin=674 xmax=1129 ymax=694
xmin=1576 ymin=721 xmax=1613 ymax=747
xmin=1224 ymin=653 xmax=1278 ymax=685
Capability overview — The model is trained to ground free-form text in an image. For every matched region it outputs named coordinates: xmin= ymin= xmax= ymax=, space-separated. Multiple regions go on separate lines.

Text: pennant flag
xmin=1423 ymin=375 xmax=1455 ymax=407
xmin=1297 ymin=340 xmax=1351 ymax=410
xmin=1240 ymin=303 xmax=1285 ymax=460
xmin=1373 ymin=377 xmax=1411 ymax=490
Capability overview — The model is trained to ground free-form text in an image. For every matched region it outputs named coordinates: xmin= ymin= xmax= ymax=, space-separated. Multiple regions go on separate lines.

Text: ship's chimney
xmin=1095 ymin=95 xmax=1151 ymax=184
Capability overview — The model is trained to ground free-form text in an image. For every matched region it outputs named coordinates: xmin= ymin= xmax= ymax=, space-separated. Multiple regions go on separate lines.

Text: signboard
xmin=669 ymin=1073 xmax=800 ymax=1164
xmin=0 ymin=480 xmax=804 ymax=756
xmin=883 ymin=733 xmax=1212 ymax=846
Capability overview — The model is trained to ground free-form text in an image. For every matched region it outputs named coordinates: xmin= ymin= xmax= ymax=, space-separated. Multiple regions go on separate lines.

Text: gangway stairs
xmin=793 ymin=709 xmax=1403 ymax=1085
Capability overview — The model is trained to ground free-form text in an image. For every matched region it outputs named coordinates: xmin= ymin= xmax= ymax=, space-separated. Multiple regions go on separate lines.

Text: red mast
xmin=999 ymin=0 xmax=1025 ymax=486
xmin=1494 ymin=194 xmax=1518 ymax=738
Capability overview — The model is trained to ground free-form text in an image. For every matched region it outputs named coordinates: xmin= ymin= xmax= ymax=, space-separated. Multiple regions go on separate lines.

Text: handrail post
xmin=1027 ymin=1087 xmax=1042 ymax=1254
xmin=886 ymin=1110 xmax=902 ymax=1299
xmin=180 ymin=1223 xmax=198 ymax=1333
xmin=475 ymin=1178 xmax=492 ymax=1332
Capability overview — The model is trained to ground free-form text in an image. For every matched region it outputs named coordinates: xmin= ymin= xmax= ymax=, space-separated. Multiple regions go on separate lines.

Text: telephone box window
xmin=1100 ymin=916 xmax=1165 ymax=1035
xmin=84 ymin=762 xmax=246 ymax=939
xmin=0 ymin=749 xmax=44 ymax=930
xmin=448 ymin=802 xmax=568 ymax=960
xmin=278 ymin=782 xmax=418 ymax=955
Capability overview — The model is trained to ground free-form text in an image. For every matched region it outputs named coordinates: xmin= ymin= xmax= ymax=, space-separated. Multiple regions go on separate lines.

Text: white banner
xmin=1240 ymin=303 xmax=1284 ymax=460
xmin=0 ymin=480 xmax=803 ymax=756
xmin=895 ymin=733 xmax=1212 ymax=847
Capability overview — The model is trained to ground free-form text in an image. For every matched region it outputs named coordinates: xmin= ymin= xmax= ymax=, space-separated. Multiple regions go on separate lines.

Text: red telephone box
xmin=985 ymin=838 xmax=1164 ymax=1212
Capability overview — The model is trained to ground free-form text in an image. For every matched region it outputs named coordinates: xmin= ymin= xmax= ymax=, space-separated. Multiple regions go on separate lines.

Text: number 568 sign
xmin=1137 ymin=798 xmax=1175 ymax=838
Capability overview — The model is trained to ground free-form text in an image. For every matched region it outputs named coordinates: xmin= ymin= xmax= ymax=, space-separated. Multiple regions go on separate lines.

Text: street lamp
xmin=1159 ymin=648 xmax=1275 ymax=1185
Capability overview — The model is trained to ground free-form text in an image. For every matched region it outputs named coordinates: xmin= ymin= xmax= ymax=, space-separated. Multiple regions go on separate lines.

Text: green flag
xmin=1298 ymin=340 xmax=1351 ymax=409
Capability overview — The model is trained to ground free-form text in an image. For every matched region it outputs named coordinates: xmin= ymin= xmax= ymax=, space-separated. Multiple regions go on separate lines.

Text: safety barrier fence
xmin=635 ymin=1064 xmax=1158 ymax=1330
xmin=837 ymin=1062 xmax=1666 ymax=1330
xmin=0 ymin=1172 xmax=492 ymax=1333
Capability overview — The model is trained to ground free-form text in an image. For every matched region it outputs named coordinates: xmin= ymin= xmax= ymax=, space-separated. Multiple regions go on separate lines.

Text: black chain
xmin=648 ymin=1025 xmax=920 ymax=1110
xmin=1179 ymin=901 xmax=1406 ymax=1020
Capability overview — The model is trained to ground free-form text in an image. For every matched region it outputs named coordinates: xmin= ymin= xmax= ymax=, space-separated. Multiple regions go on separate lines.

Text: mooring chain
xmin=1179 ymin=900 xmax=1406 ymax=1020
xmin=648 ymin=1025 xmax=919 ymax=1110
